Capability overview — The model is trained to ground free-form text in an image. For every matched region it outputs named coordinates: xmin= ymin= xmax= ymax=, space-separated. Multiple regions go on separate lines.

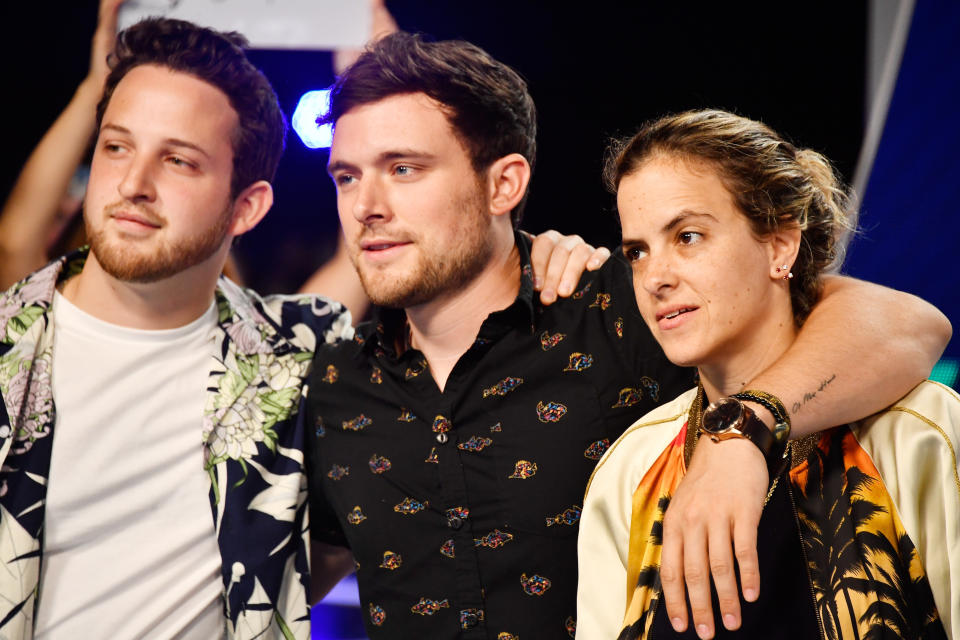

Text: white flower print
xmin=5 ymin=352 xmax=53 ymax=453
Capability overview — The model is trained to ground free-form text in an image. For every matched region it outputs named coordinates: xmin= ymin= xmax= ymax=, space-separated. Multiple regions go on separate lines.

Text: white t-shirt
xmin=34 ymin=292 xmax=224 ymax=639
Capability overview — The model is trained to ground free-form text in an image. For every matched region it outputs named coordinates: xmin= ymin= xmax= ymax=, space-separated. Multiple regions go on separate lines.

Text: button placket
xmin=433 ymin=406 xmax=485 ymax=633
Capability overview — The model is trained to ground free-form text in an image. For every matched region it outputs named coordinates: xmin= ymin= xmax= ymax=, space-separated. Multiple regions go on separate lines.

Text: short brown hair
xmin=327 ymin=32 xmax=537 ymax=226
xmin=96 ymin=18 xmax=287 ymax=199
xmin=605 ymin=109 xmax=855 ymax=323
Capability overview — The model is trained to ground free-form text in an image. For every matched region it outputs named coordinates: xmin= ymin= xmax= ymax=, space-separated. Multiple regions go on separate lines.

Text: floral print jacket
xmin=0 ymin=250 xmax=353 ymax=639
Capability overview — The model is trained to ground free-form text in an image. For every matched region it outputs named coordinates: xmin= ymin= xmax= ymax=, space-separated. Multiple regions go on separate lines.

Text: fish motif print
xmin=520 ymin=573 xmax=552 ymax=596
xmin=563 ymin=352 xmax=593 ymax=372
xmin=536 ymin=401 xmax=567 ymax=423
xmin=545 ymin=505 xmax=582 ymax=527
xmin=508 ymin=460 xmax=538 ymax=479
xmin=482 ymin=376 xmax=524 ymax=398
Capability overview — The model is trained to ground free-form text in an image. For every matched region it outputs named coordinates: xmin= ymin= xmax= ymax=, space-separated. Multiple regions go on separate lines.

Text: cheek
xmin=336 ymin=198 xmax=358 ymax=230
xmin=192 ymin=175 xmax=231 ymax=203
xmin=82 ymin=179 xmax=111 ymax=215
xmin=631 ymin=279 xmax=657 ymax=328
xmin=85 ymin=164 xmax=113 ymax=198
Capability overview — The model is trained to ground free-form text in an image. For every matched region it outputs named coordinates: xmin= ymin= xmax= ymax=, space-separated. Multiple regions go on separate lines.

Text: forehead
xmin=102 ymin=64 xmax=238 ymax=152
xmin=617 ymin=156 xmax=735 ymax=231
xmin=329 ymin=92 xmax=468 ymax=163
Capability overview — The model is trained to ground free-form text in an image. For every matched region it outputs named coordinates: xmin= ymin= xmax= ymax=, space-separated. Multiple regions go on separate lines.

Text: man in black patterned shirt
xmin=305 ymin=32 xmax=949 ymax=639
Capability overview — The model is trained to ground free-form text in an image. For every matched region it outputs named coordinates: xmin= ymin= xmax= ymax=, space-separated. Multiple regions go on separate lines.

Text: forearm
xmin=746 ymin=275 xmax=951 ymax=437
xmin=0 ymin=79 xmax=100 ymax=258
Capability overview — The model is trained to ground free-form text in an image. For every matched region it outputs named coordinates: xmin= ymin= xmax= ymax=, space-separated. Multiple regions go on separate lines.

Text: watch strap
xmin=737 ymin=404 xmax=789 ymax=481
xmin=700 ymin=398 xmax=789 ymax=483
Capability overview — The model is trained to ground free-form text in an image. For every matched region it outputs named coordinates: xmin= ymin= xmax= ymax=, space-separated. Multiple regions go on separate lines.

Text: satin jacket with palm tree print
xmin=579 ymin=382 xmax=959 ymax=640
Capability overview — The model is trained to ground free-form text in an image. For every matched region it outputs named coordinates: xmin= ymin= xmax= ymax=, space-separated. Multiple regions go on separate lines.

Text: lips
xmin=106 ymin=204 xmax=162 ymax=229
xmin=112 ymin=213 xmax=161 ymax=228
xmin=362 ymin=240 xmax=408 ymax=251
xmin=359 ymin=235 xmax=413 ymax=253
xmin=656 ymin=306 xmax=697 ymax=322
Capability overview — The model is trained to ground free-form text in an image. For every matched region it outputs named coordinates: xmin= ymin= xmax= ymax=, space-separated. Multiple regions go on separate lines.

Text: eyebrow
xmin=662 ymin=210 xmax=716 ymax=232
xmin=100 ymin=124 xmax=211 ymax=158
xmin=327 ymin=149 xmax=438 ymax=176
xmin=620 ymin=210 xmax=717 ymax=246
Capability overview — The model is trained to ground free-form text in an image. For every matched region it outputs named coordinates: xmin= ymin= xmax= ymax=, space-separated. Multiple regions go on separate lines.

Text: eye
xmin=678 ymin=231 xmax=703 ymax=245
xmin=102 ymin=142 xmax=126 ymax=155
xmin=623 ymin=245 xmax=648 ymax=262
xmin=334 ymin=173 xmax=355 ymax=187
xmin=394 ymin=164 xmax=415 ymax=177
xmin=167 ymin=156 xmax=196 ymax=169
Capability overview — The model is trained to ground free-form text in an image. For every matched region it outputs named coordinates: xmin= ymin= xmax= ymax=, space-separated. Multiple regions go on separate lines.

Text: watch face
xmin=702 ymin=397 xmax=743 ymax=434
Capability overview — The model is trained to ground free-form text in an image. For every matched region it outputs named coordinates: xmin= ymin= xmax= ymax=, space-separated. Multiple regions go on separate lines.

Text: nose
xmin=117 ymin=156 xmax=157 ymax=203
xmin=640 ymin=251 xmax=677 ymax=297
xmin=350 ymin=176 xmax=389 ymax=225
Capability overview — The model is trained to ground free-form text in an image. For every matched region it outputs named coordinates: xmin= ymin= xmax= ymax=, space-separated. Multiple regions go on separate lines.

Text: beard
xmin=85 ymin=201 xmax=234 ymax=283
xmin=355 ymin=188 xmax=495 ymax=309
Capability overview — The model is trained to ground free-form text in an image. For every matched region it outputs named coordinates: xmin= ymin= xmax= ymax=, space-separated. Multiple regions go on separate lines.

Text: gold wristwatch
xmin=700 ymin=396 xmax=790 ymax=480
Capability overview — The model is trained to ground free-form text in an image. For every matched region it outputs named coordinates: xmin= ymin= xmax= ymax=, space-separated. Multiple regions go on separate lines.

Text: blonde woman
xmin=577 ymin=110 xmax=958 ymax=639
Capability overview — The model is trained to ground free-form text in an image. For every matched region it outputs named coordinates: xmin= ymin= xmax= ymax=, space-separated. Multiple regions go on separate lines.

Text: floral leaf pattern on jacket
xmin=0 ymin=249 xmax=353 ymax=639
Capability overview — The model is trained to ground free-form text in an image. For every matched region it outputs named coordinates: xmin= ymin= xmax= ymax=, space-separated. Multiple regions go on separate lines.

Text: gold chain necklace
xmin=683 ymin=383 xmax=705 ymax=467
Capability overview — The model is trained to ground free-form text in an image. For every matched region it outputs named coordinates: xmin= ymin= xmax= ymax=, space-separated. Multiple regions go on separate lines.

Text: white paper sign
xmin=118 ymin=0 xmax=371 ymax=50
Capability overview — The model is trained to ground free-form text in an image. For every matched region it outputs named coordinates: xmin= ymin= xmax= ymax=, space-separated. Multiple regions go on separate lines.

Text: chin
xmin=360 ymin=276 xmax=418 ymax=309
xmin=659 ymin=343 xmax=703 ymax=369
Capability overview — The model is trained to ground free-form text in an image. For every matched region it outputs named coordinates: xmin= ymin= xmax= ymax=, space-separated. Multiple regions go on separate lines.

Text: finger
xmin=586 ymin=246 xmax=611 ymax=271
xmin=733 ymin=507 xmax=761 ymax=603
xmin=660 ymin=513 xmax=689 ymax=633
xmin=708 ymin=521 xmax=741 ymax=632
xmin=540 ymin=236 xmax=579 ymax=304
xmin=682 ymin=523 xmax=715 ymax=639
xmin=528 ymin=230 xmax=561 ymax=291
xmin=555 ymin=243 xmax=595 ymax=297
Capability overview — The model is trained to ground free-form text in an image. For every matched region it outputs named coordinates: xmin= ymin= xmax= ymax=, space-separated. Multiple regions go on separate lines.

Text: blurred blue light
xmin=312 ymin=573 xmax=363 ymax=639
xmin=292 ymin=89 xmax=333 ymax=149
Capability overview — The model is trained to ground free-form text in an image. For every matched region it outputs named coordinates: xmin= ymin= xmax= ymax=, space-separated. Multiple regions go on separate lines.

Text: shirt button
xmin=436 ymin=432 xmax=449 ymax=444
xmin=462 ymin=611 xmax=479 ymax=628
xmin=447 ymin=515 xmax=463 ymax=530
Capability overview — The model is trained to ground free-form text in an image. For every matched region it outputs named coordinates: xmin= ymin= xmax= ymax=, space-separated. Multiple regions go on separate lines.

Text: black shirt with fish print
xmin=305 ymin=233 xmax=691 ymax=639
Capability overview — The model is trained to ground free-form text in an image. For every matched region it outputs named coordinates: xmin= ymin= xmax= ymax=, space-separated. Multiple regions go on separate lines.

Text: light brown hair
xmin=605 ymin=109 xmax=856 ymax=323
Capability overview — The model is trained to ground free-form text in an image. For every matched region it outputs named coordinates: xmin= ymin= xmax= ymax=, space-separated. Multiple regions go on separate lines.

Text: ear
xmin=485 ymin=153 xmax=531 ymax=218
xmin=767 ymin=225 xmax=802 ymax=280
xmin=227 ymin=180 xmax=274 ymax=237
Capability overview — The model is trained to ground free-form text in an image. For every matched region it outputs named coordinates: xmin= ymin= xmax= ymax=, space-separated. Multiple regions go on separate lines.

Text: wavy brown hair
xmin=604 ymin=109 xmax=856 ymax=324
xmin=327 ymin=31 xmax=537 ymax=227
xmin=96 ymin=18 xmax=287 ymax=199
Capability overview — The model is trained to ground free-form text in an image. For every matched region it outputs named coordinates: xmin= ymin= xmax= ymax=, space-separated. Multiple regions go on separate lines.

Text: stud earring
xmin=775 ymin=264 xmax=794 ymax=280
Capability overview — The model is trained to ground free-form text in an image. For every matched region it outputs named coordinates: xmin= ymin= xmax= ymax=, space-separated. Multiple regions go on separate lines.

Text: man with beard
xmin=304 ymin=32 xmax=951 ymax=639
xmin=0 ymin=17 xmax=348 ymax=639
xmin=0 ymin=18 xmax=602 ymax=638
